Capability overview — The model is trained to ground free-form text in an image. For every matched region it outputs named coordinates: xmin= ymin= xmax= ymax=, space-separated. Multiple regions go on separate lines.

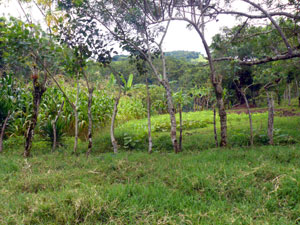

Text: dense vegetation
xmin=1 ymin=0 xmax=300 ymax=223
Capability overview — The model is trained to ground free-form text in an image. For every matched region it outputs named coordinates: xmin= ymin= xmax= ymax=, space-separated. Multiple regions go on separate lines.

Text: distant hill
xmin=112 ymin=55 xmax=129 ymax=61
xmin=112 ymin=51 xmax=206 ymax=63
xmin=165 ymin=51 xmax=207 ymax=63
xmin=165 ymin=51 xmax=200 ymax=61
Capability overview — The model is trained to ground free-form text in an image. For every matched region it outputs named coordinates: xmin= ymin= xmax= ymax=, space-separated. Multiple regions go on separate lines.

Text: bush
xmin=40 ymin=119 xmax=66 ymax=146
xmin=93 ymin=128 xmax=147 ymax=153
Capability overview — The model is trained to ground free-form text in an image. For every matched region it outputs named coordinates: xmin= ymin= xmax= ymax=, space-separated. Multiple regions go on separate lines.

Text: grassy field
xmin=92 ymin=108 xmax=300 ymax=153
xmin=1 ymin=108 xmax=300 ymax=224
xmin=1 ymin=146 xmax=300 ymax=224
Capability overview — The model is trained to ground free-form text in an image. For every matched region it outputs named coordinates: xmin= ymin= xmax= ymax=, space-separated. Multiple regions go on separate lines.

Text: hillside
xmin=112 ymin=51 xmax=206 ymax=63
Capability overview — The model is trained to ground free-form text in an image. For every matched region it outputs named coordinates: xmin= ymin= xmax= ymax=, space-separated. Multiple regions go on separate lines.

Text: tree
xmin=110 ymin=0 xmax=300 ymax=147
xmin=0 ymin=17 xmax=61 ymax=157
xmin=55 ymin=10 xmax=116 ymax=155
xmin=211 ymin=19 xmax=299 ymax=145
xmin=108 ymin=72 xmax=133 ymax=153
xmin=56 ymin=0 xmax=180 ymax=153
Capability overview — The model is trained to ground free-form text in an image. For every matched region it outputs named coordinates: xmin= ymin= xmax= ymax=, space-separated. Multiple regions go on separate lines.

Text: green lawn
xmin=92 ymin=110 xmax=300 ymax=153
xmin=1 ymin=146 xmax=300 ymax=224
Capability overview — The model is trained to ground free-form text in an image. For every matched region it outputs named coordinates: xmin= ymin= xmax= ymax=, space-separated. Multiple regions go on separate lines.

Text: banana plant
xmin=120 ymin=73 xmax=133 ymax=94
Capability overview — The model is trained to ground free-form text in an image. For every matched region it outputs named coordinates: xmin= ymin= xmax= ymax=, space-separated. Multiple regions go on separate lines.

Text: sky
xmin=0 ymin=0 xmax=242 ymax=55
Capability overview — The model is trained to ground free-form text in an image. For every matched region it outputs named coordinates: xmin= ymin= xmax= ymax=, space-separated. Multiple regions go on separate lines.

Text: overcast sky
xmin=0 ymin=0 xmax=242 ymax=55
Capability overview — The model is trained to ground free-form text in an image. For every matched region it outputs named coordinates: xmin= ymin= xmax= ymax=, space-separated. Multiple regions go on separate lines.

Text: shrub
xmin=40 ymin=119 xmax=66 ymax=146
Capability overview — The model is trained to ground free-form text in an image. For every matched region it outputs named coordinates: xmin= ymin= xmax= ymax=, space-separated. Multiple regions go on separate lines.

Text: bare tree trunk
xmin=295 ymin=79 xmax=299 ymax=98
xmin=146 ymin=79 xmax=152 ymax=154
xmin=294 ymin=79 xmax=300 ymax=107
xmin=283 ymin=88 xmax=287 ymax=100
xmin=52 ymin=101 xmax=64 ymax=152
xmin=266 ymin=91 xmax=274 ymax=145
xmin=24 ymin=78 xmax=46 ymax=157
xmin=179 ymin=103 xmax=183 ymax=152
xmin=288 ymin=83 xmax=291 ymax=106
xmin=206 ymin=98 xmax=209 ymax=110
xmin=143 ymin=22 xmax=178 ymax=153
xmin=215 ymin=81 xmax=227 ymax=147
xmin=0 ymin=111 xmax=10 ymax=153
xmin=193 ymin=24 xmax=227 ymax=147
xmin=213 ymin=107 xmax=218 ymax=148
xmin=73 ymin=74 xmax=79 ymax=154
xmin=162 ymin=80 xmax=179 ymax=153
xmin=86 ymin=87 xmax=94 ymax=157
xmin=111 ymin=90 xmax=121 ymax=154
xmin=241 ymin=91 xmax=253 ymax=146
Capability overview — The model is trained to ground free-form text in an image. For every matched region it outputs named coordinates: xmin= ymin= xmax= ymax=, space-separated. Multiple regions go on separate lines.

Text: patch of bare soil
xmin=229 ymin=106 xmax=300 ymax=117
xmin=232 ymin=103 xmax=256 ymax=109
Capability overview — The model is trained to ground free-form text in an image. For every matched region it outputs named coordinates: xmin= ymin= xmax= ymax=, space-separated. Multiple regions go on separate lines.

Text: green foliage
xmin=0 ymin=16 xmax=63 ymax=79
xmin=117 ymin=96 xmax=147 ymax=123
xmin=40 ymin=118 xmax=66 ymax=145
xmin=0 ymin=74 xmax=32 ymax=137
xmin=38 ymin=80 xmax=113 ymax=137
xmin=120 ymin=73 xmax=133 ymax=93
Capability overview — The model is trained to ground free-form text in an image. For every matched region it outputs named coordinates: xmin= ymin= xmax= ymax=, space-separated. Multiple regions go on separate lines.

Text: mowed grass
xmin=1 ymin=146 xmax=300 ymax=224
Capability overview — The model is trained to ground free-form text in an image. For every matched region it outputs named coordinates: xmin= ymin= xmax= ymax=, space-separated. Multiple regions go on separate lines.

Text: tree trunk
xmin=295 ymin=79 xmax=299 ymax=98
xmin=288 ymin=83 xmax=291 ymax=106
xmin=179 ymin=103 xmax=183 ymax=152
xmin=275 ymin=86 xmax=281 ymax=106
xmin=284 ymin=86 xmax=287 ymax=101
xmin=111 ymin=90 xmax=121 ymax=154
xmin=213 ymin=107 xmax=218 ymax=148
xmin=215 ymin=81 xmax=227 ymax=147
xmin=52 ymin=101 xmax=64 ymax=152
xmin=52 ymin=123 xmax=57 ymax=152
xmin=86 ymin=87 xmax=94 ymax=157
xmin=162 ymin=80 xmax=179 ymax=153
xmin=266 ymin=91 xmax=274 ymax=145
xmin=143 ymin=26 xmax=178 ymax=153
xmin=24 ymin=78 xmax=46 ymax=157
xmin=73 ymin=75 xmax=79 ymax=154
xmin=193 ymin=24 xmax=227 ymax=147
xmin=146 ymin=79 xmax=152 ymax=154
xmin=0 ymin=112 xmax=10 ymax=153
xmin=294 ymin=79 xmax=300 ymax=107
xmin=241 ymin=90 xmax=254 ymax=146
